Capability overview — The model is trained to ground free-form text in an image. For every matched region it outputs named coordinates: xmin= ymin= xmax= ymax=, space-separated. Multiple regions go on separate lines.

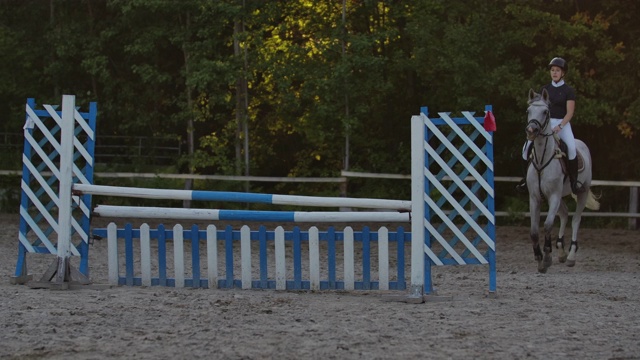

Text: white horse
xmin=525 ymin=88 xmax=600 ymax=273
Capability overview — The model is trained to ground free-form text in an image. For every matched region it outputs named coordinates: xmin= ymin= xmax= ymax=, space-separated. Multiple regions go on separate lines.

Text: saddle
xmin=527 ymin=138 xmax=584 ymax=174
xmin=555 ymin=139 xmax=584 ymax=174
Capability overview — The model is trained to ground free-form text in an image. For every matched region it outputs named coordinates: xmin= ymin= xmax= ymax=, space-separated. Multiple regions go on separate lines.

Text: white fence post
xmin=50 ymin=95 xmax=76 ymax=289
xmin=410 ymin=114 xmax=425 ymax=298
xmin=630 ymin=187 xmax=639 ymax=230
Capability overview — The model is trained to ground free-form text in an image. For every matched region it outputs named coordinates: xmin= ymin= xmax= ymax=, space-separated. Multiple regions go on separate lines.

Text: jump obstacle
xmin=13 ymin=95 xmax=496 ymax=296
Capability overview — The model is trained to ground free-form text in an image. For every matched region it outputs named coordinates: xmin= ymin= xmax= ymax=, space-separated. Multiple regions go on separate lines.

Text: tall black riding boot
xmin=568 ymin=157 xmax=585 ymax=194
xmin=515 ymin=158 xmax=529 ymax=193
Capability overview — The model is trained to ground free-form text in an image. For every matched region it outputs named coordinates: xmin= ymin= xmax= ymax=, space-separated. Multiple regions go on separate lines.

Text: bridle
xmin=526 ymin=101 xmax=559 ymax=192
xmin=526 ymin=101 xmax=553 ymax=140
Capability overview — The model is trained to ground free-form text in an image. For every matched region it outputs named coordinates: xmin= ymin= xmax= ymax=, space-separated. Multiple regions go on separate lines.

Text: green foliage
xmin=0 ymin=0 xmax=639 ymax=204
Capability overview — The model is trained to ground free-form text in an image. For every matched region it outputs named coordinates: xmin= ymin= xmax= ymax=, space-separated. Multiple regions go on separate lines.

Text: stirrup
xmin=572 ymin=181 xmax=586 ymax=194
xmin=515 ymin=179 xmax=527 ymax=193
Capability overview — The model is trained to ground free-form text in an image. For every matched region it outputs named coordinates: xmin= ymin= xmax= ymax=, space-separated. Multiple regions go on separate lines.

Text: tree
xmin=1 ymin=0 xmax=639 ymax=201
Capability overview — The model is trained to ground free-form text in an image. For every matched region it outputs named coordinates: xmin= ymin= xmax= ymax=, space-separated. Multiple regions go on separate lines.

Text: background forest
xmin=0 ymin=1 xmax=638 ymax=220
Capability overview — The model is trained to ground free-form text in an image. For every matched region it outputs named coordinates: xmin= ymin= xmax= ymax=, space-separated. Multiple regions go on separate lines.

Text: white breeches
xmin=522 ymin=118 xmax=577 ymax=160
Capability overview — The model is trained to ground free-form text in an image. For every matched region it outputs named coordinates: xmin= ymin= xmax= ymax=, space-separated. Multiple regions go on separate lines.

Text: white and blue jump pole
xmin=73 ymin=184 xmax=411 ymax=211
xmin=92 ymin=205 xmax=411 ymax=223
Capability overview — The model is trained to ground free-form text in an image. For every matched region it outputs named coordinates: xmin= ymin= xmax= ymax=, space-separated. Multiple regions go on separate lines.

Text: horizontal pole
xmin=93 ymin=205 xmax=411 ymax=223
xmin=0 ymin=170 xmax=344 ymax=183
xmin=91 ymin=173 xmax=346 ymax=183
xmin=74 ymin=184 xmax=411 ymax=211
xmin=341 ymin=170 xmax=410 ymax=180
xmin=3 ymin=170 xmax=639 ymax=187
xmin=341 ymin=171 xmax=640 ymax=187
xmin=6 ymin=171 xmax=639 ymax=220
xmin=494 ymin=211 xmax=640 ymax=218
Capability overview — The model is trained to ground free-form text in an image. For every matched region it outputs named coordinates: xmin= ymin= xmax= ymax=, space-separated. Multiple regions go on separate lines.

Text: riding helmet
xmin=548 ymin=57 xmax=568 ymax=72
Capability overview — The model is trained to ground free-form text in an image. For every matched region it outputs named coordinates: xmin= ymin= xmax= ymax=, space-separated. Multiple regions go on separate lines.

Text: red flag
xmin=484 ymin=110 xmax=496 ymax=132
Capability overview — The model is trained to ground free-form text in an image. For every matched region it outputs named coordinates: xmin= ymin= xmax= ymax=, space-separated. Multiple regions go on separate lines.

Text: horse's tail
xmin=585 ymin=189 xmax=600 ymax=210
xmin=572 ymin=189 xmax=600 ymax=211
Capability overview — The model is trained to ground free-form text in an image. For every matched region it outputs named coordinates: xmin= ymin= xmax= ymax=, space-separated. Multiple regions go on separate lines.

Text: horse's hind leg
xmin=567 ymin=191 xmax=589 ymax=267
xmin=556 ymin=201 xmax=569 ymax=263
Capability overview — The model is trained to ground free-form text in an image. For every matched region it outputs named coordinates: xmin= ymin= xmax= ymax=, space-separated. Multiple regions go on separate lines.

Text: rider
xmin=516 ymin=57 xmax=585 ymax=194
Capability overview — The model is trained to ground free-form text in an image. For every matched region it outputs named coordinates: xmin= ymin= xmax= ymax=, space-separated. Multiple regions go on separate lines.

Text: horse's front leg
xmin=529 ymin=195 xmax=544 ymax=272
xmin=556 ymin=201 xmax=569 ymax=263
xmin=540 ymin=195 xmax=562 ymax=273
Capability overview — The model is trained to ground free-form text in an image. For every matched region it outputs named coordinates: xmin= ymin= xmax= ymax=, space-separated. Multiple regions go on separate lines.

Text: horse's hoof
xmin=566 ymin=259 xmax=576 ymax=267
xmin=558 ymin=254 xmax=567 ymax=263
xmin=543 ymin=254 xmax=552 ymax=268
xmin=537 ymin=262 xmax=547 ymax=273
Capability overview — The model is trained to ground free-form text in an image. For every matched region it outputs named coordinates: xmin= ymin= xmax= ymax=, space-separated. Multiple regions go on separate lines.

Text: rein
xmin=531 ymin=137 xmax=557 ymax=171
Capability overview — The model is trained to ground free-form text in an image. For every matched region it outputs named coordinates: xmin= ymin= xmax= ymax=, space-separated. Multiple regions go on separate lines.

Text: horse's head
xmin=526 ymin=88 xmax=551 ymax=141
